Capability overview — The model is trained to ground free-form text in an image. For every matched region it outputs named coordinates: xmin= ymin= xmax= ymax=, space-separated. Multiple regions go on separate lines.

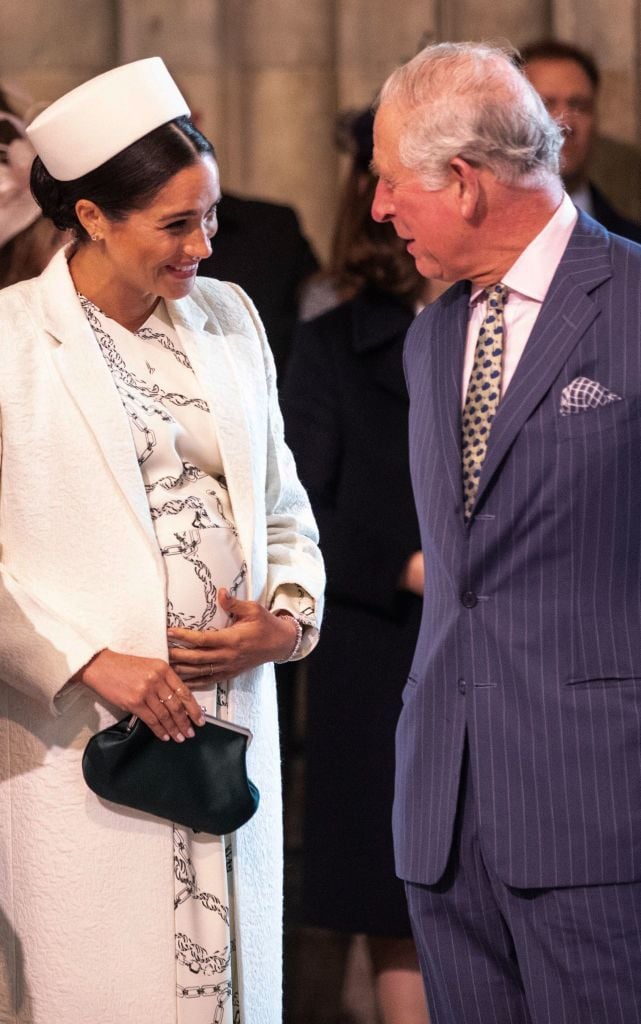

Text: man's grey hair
xmin=378 ymin=42 xmax=563 ymax=189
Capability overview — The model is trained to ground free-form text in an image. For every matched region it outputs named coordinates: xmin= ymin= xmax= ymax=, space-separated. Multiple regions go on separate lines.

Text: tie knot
xmin=486 ymin=282 xmax=508 ymax=311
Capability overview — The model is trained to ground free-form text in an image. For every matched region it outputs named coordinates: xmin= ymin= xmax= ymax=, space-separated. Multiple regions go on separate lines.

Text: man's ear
xmin=449 ymin=157 xmax=482 ymax=221
xmin=75 ymin=199 xmax=106 ymax=240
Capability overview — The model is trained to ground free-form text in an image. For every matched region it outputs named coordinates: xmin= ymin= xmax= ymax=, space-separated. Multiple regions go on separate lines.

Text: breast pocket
xmin=557 ymin=395 xmax=641 ymax=443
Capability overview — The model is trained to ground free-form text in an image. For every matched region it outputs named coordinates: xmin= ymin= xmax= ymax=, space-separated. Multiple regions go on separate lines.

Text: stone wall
xmin=2 ymin=0 xmax=641 ymax=259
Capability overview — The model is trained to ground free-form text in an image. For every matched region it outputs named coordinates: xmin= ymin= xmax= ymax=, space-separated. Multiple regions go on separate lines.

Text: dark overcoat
xmin=282 ymin=286 xmax=421 ymax=935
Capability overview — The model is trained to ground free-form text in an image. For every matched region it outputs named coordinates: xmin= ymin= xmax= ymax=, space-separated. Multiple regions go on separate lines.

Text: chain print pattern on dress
xmin=174 ymin=829 xmax=233 ymax=1024
xmin=177 ymin=979 xmax=232 ymax=1024
xmin=146 ymin=461 xmax=207 ymax=493
xmin=174 ymin=829 xmax=230 ymax=923
xmin=136 ymin=324 xmax=195 ymax=369
xmin=82 ymin=296 xmax=244 ymax=1024
xmin=79 ymin=295 xmax=210 ymax=412
xmin=163 ymin=530 xmax=218 ymax=630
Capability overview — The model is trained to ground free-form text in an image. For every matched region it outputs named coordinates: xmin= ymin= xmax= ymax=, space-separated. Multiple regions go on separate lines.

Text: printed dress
xmin=81 ymin=294 xmax=244 ymax=1024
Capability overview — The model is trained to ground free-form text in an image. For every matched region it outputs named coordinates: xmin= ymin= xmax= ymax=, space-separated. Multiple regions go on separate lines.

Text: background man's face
xmin=525 ymin=58 xmax=597 ymax=191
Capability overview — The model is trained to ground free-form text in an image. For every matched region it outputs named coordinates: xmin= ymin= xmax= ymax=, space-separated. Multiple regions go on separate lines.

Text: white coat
xmin=0 ymin=247 xmax=324 ymax=1024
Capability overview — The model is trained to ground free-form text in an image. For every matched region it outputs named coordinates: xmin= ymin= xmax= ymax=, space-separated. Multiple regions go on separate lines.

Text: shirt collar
xmin=469 ymin=191 xmax=578 ymax=306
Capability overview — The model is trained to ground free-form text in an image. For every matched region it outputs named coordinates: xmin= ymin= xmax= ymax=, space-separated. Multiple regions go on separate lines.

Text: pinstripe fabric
xmin=395 ymin=212 xmax=641 ymax=894
xmin=405 ymin=750 xmax=641 ymax=1024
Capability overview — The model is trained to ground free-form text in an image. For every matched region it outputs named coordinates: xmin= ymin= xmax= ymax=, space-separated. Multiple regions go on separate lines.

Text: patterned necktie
xmin=461 ymin=282 xmax=508 ymax=520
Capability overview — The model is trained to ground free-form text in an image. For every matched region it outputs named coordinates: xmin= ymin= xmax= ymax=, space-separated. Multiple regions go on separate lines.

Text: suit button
xmin=458 ymin=679 xmax=466 ymax=694
xmin=461 ymin=591 xmax=478 ymax=608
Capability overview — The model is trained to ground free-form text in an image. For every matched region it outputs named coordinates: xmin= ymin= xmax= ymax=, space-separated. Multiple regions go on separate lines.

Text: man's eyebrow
xmin=369 ymin=158 xmax=380 ymax=176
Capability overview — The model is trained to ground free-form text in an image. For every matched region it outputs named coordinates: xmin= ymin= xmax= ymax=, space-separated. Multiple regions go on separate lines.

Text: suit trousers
xmin=405 ymin=741 xmax=641 ymax=1024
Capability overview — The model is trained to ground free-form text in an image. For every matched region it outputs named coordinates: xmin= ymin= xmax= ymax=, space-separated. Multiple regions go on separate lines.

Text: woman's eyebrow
xmin=157 ymin=200 xmax=220 ymax=223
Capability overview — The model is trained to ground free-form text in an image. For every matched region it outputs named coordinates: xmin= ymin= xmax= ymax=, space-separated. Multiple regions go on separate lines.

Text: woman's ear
xmin=74 ymin=199 xmax=105 ymax=241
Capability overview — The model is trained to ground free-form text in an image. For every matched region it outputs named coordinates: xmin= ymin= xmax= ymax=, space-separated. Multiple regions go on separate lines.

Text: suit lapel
xmin=427 ymin=283 xmax=470 ymax=519
xmin=42 ymin=250 xmax=159 ymax=549
xmin=471 ymin=215 xmax=612 ymax=516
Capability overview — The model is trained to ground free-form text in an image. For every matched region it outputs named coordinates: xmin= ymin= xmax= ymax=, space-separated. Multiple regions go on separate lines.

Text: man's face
xmin=524 ymin=57 xmax=597 ymax=191
xmin=371 ymin=102 xmax=469 ymax=282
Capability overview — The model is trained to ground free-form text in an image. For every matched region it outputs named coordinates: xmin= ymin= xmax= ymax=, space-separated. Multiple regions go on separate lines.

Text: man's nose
xmin=371 ymin=179 xmax=393 ymax=223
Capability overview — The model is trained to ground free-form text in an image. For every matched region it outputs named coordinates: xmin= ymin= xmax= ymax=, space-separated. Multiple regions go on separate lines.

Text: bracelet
xmin=274 ymin=615 xmax=304 ymax=664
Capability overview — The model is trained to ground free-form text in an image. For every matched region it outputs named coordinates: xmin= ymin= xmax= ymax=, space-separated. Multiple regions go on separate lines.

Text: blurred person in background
xmin=0 ymin=86 xmax=66 ymax=286
xmin=521 ymin=38 xmax=641 ymax=241
xmin=282 ymin=109 xmax=442 ymax=1024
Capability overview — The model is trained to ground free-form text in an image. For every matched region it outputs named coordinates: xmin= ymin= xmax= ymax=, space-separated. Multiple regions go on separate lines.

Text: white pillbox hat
xmin=26 ymin=57 xmax=190 ymax=181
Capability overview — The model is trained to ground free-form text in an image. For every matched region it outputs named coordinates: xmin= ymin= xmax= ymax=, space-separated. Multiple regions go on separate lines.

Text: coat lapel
xmin=166 ymin=292 xmax=256 ymax=588
xmin=41 ymin=251 xmax=259 ymax=585
xmin=41 ymin=249 xmax=159 ymax=549
xmin=471 ymin=214 xmax=612 ymax=515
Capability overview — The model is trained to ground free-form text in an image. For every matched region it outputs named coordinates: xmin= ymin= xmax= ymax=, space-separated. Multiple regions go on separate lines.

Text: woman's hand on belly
xmin=72 ymin=649 xmax=207 ymax=742
xmin=167 ymin=588 xmax=299 ymax=683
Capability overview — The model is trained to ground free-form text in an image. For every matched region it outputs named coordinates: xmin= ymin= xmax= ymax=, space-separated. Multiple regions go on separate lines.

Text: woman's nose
xmin=185 ymin=226 xmax=212 ymax=259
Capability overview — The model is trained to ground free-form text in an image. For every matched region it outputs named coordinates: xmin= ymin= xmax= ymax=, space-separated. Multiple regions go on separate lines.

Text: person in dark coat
xmin=282 ymin=110 xmax=441 ymax=1024
xmin=198 ymin=192 xmax=319 ymax=376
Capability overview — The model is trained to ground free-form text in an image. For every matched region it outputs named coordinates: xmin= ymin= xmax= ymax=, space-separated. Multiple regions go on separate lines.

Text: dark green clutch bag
xmin=82 ymin=713 xmax=260 ymax=835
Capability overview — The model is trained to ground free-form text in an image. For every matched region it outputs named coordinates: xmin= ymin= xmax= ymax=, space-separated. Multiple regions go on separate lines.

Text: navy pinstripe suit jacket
xmin=396 ymin=211 xmax=641 ymax=889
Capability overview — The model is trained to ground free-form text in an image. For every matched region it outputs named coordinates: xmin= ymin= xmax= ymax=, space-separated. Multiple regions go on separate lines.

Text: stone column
xmin=116 ymin=0 xmax=227 ymax=153
xmin=435 ymin=0 xmax=549 ymax=49
xmin=335 ymin=0 xmax=440 ymax=109
xmin=221 ymin=0 xmax=337 ymax=258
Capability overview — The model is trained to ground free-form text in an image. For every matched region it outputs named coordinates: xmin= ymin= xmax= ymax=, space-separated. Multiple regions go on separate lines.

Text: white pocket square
xmin=559 ymin=376 xmax=622 ymax=416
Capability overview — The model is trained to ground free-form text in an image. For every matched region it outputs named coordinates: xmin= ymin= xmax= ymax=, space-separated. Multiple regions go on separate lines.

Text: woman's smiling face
xmin=92 ymin=153 xmax=221 ymax=308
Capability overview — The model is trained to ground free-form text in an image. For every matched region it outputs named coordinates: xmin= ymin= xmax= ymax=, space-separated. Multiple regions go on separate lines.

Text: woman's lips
xmin=166 ymin=263 xmax=199 ymax=279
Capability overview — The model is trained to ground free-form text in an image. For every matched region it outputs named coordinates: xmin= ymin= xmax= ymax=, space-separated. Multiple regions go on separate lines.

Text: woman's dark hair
xmin=30 ymin=115 xmax=215 ymax=242
xmin=312 ymin=107 xmax=423 ymax=305
xmin=327 ymin=165 xmax=424 ymax=304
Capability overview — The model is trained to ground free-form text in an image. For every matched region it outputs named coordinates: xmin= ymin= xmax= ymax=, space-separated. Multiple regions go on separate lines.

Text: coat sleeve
xmin=281 ymin=314 xmax=420 ymax=616
xmin=224 ymin=283 xmax=325 ymax=657
xmin=0 ymin=416 xmax=100 ymax=713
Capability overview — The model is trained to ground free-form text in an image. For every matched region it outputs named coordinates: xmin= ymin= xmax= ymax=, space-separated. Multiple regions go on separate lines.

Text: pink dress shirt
xmin=462 ymin=192 xmax=578 ymax=405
